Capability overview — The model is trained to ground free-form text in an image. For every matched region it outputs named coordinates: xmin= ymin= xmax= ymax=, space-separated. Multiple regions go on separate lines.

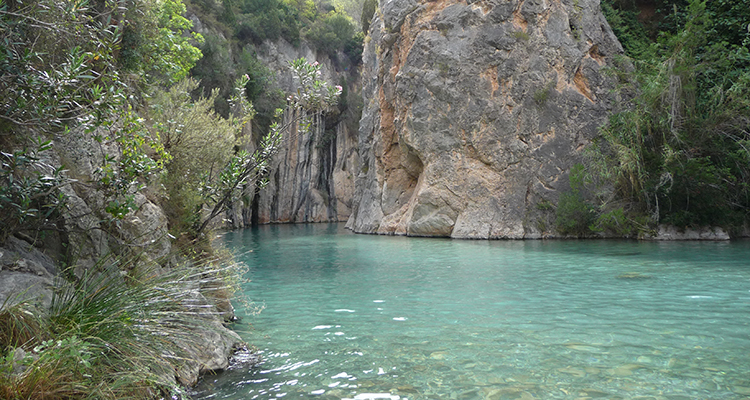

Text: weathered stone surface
xmin=251 ymin=40 xmax=360 ymax=224
xmin=173 ymin=289 xmax=244 ymax=386
xmin=0 ymin=237 xmax=56 ymax=308
xmin=648 ymin=225 xmax=731 ymax=241
xmin=55 ymin=128 xmax=172 ymax=271
xmin=0 ymin=271 xmax=53 ymax=309
xmin=347 ymin=0 xmax=624 ymax=238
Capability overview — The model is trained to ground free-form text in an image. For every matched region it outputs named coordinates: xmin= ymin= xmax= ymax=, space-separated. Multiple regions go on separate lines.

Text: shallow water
xmin=192 ymin=223 xmax=750 ymax=400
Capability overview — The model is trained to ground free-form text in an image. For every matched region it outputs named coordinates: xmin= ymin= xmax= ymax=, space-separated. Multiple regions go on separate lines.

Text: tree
xmin=361 ymin=0 xmax=376 ymax=35
xmin=0 ymin=0 xmax=203 ymax=240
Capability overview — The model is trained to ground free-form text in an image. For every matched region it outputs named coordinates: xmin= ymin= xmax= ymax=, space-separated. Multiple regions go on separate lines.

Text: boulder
xmin=0 ymin=236 xmax=57 ymax=309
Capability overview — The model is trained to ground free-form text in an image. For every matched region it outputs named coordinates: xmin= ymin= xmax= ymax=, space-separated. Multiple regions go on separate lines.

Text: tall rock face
xmin=248 ymin=41 xmax=360 ymax=225
xmin=347 ymin=0 xmax=625 ymax=238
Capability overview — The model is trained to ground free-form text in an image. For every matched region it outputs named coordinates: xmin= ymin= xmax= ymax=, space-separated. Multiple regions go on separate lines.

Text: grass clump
xmin=0 ymin=255 xmax=248 ymax=399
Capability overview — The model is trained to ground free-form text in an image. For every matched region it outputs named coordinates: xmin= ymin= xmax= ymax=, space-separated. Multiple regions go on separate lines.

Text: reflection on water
xmin=193 ymin=223 xmax=750 ymax=399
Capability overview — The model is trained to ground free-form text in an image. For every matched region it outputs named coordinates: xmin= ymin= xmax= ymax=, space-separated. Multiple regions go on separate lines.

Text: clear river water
xmin=192 ymin=223 xmax=750 ymax=400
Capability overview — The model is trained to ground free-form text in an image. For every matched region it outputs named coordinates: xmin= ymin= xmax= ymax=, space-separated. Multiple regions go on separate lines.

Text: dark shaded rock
xmin=246 ymin=40 xmax=360 ymax=225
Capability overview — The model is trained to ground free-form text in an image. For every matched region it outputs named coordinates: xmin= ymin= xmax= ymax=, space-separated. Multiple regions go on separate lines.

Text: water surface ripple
xmin=193 ymin=223 xmax=750 ymax=400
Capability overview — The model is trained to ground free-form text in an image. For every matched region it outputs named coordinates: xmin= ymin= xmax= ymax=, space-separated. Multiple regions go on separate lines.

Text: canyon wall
xmin=244 ymin=41 xmax=360 ymax=225
xmin=346 ymin=0 xmax=625 ymax=238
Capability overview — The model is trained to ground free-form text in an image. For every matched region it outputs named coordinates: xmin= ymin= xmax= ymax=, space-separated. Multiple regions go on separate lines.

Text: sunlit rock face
xmin=347 ymin=0 xmax=625 ymax=238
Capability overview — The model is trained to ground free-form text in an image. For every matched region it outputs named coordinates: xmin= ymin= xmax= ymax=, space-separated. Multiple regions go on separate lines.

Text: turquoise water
xmin=193 ymin=223 xmax=750 ymax=400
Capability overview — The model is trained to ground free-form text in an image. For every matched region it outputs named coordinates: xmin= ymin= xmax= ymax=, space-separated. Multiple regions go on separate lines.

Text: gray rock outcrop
xmin=0 ymin=236 xmax=56 ymax=309
xmin=0 ymin=125 xmax=244 ymax=387
xmin=250 ymin=40 xmax=360 ymax=224
xmin=347 ymin=0 xmax=625 ymax=238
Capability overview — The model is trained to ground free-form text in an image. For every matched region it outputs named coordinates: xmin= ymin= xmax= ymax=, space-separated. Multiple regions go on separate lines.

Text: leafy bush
xmin=555 ymin=165 xmax=596 ymax=237
xmin=190 ymin=32 xmax=237 ymax=117
xmin=241 ymin=52 xmax=287 ymax=137
xmin=0 ymin=1 xmax=124 ymax=136
xmin=304 ymin=11 xmax=357 ymax=56
xmin=600 ymin=0 xmax=653 ymax=59
xmin=1 ymin=0 xmax=199 ymax=225
xmin=0 ymin=140 xmax=69 ymax=243
xmin=148 ymin=78 xmax=241 ymax=237
xmin=120 ymin=0 xmax=204 ymax=84
xmin=593 ymin=0 xmax=750 ymax=230
xmin=237 ymin=0 xmax=301 ymax=45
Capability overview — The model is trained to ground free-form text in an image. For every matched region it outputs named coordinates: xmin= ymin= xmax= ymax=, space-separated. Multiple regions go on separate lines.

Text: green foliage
xmin=593 ymin=207 xmax=642 ymax=237
xmin=236 ymin=0 xmax=301 ymax=45
xmin=190 ymin=32 xmax=237 ymax=117
xmin=242 ymin=51 xmax=287 ymax=136
xmin=186 ymin=0 xmax=362 ymax=122
xmin=361 ymin=0 xmax=377 ymax=34
xmin=0 ymin=0 xmax=126 ymax=135
xmin=511 ymin=30 xmax=530 ymax=41
xmin=195 ymin=58 xmax=340 ymax=235
xmin=600 ymin=0 xmax=652 ymax=59
xmin=533 ymin=81 xmax=554 ymax=106
xmin=304 ymin=11 xmax=356 ymax=56
xmin=0 ymin=140 xmax=69 ymax=243
xmin=555 ymin=165 xmax=596 ymax=237
xmin=94 ymin=110 xmax=170 ymax=221
xmin=0 ymin=257 xmax=248 ymax=399
xmin=120 ymin=0 xmax=204 ymax=85
xmin=163 ymin=60 xmax=342 ymax=238
xmin=332 ymin=0 xmax=365 ymax=28
xmin=148 ymin=78 xmax=241 ymax=237
xmin=595 ymin=0 xmax=750 ymax=231
xmin=1 ymin=0 xmax=202 ymax=225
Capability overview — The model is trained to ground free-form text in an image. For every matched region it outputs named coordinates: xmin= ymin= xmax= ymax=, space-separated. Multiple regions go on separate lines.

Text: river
xmin=192 ymin=223 xmax=750 ymax=399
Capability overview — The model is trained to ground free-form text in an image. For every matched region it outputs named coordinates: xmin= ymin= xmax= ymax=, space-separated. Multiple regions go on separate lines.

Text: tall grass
xmin=0 ymin=254 xmax=248 ymax=399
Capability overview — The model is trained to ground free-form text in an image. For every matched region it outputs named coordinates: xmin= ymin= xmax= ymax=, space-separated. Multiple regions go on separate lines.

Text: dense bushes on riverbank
xmin=0 ymin=0 xmax=251 ymax=396
xmin=557 ymin=0 xmax=750 ymax=237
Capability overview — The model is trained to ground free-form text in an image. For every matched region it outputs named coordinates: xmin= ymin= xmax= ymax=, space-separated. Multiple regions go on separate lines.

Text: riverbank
xmin=0 ymin=231 xmax=254 ymax=397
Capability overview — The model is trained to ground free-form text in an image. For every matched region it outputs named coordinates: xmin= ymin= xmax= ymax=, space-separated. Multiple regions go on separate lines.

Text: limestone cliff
xmin=249 ymin=41 xmax=360 ymax=225
xmin=347 ymin=0 xmax=625 ymax=238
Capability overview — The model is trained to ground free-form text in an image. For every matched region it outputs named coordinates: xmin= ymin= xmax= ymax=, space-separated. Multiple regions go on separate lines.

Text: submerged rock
xmin=347 ymin=0 xmax=624 ymax=238
xmin=617 ymin=272 xmax=652 ymax=279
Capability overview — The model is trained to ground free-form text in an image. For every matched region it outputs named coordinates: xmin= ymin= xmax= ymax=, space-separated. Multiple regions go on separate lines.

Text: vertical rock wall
xmin=347 ymin=0 xmax=625 ymax=238
xmin=250 ymin=41 xmax=360 ymax=224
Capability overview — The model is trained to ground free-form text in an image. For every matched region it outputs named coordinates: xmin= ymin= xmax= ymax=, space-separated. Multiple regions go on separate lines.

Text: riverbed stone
xmin=733 ymin=386 xmax=750 ymax=396
xmin=347 ymin=0 xmax=625 ymax=238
